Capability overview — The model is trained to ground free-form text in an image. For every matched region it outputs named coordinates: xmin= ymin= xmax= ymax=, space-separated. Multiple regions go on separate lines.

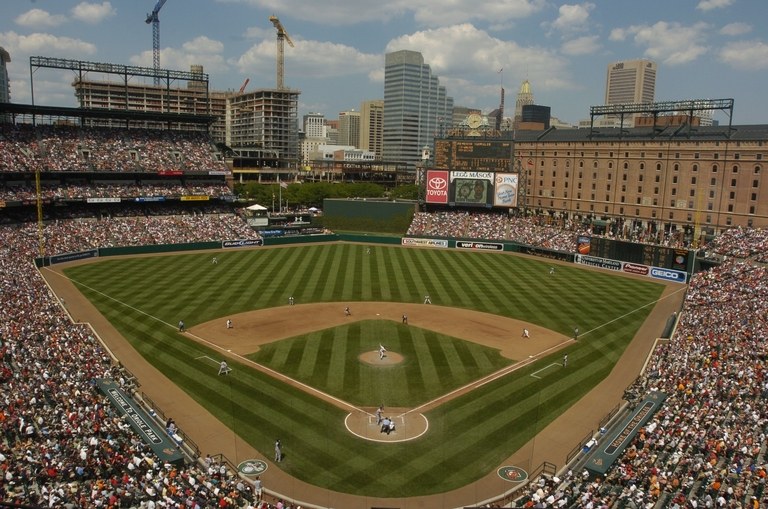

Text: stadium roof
xmin=512 ymin=124 xmax=768 ymax=143
xmin=0 ymin=102 xmax=217 ymax=125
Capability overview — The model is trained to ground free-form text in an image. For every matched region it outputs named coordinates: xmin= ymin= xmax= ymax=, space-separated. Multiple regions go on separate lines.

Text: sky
xmin=1 ymin=0 xmax=767 ymax=126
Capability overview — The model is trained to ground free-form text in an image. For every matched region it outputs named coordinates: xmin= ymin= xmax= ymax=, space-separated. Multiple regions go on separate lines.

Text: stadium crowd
xmin=513 ymin=258 xmax=768 ymax=508
xmin=0 ymin=182 xmax=233 ymax=202
xmin=0 ymin=209 xmax=283 ymax=508
xmin=0 ymin=124 xmax=228 ymax=173
xmin=706 ymin=225 xmax=768 ymax=263
xmin=407 ymin=210 xmax=697 ymax=253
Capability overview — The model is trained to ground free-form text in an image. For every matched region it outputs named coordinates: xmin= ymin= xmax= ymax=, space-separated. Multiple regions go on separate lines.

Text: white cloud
xmin=244 ymin=26 xmax=273 ymax=39
xmin=561 ymin=35 xmax=600 ymax=55
xmin=612 ymin=21 xmax=710 ymax=65
xmin=0 ymin=31 xmax=97 ymax=56
xmin=719 ymin=22 xmax=751 ymax=36
xmin=71 ymin=2 xmax=116 ymax=24
xmin=216 ymin=0 xmax=545 ymax=26
xmin=608 ymin=27 xmax=627 ymax=41
xmin=15 ymin=8 xmax=68 ymax=28
xmin=550 ymin=3 xmax=595 ymax=33
xmin=384 ymin=23 xmax=571 ymax=109
xmin=182 ymin=36 xmax=225 ymax=55
xmin=411 ymin=0 xmax=546 ymax=26
xmin=1 ymin=32 xmax=96 ymax=105
xmin=235 ymin=39 xmax=380 ymax=80
xmin=718 ymin=40 xmax=768 ymax=70
xmin=130 ymin=48 xmax=230 ymax=75
xmin=696 ymin=0 xmax=734 ymax=11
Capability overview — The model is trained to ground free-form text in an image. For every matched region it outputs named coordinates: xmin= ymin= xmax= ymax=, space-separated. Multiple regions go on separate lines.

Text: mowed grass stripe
xmin=62 ymin=243 xmax=666 ymax=496
xmin=415 ymin=249 xmax=471 ymax=308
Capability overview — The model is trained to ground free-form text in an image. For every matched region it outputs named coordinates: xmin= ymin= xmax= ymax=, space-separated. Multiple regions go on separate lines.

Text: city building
xmin=303 ymin=112 xmax=327 ymax=139
xmin=325 ymin=119 xmax=339 ymax=145
xmin=383 ymin=50 xmax=453 ymax=167
xmin=73 ymin=64 xmax=229 ymax=141
xmin=359 ymin=100 xmax=384 ymax=159
xmin=513 ymin=123 xmax=767 ymax=233
xmin=227 ymin=88 xmax=299 ymax=169
xmin=308 ymin=144 xmax=376 ymax=162
xmin=0 ymin=47 xmax=10 ymax=103
xmin=605 ymin=59 xmax=657 ymax=106
xmin=514 ymin=79 xmax=534 ymax=128
xmin=338 ymin=109 xmax=361 ymax=148
xmin=519 ymin=104 xmax=551 ymax=130
xmin=452 ymin=106 xmax=481 ymax=128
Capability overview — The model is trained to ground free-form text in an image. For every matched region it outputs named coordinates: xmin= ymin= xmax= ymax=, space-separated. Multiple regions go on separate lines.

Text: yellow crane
xmin=269 ymin=15 xmax=294 ymax=89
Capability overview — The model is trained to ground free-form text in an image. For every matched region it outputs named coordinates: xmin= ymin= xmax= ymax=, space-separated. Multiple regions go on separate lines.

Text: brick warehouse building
xmin=512 ymin=123 xmax=765 ymax=237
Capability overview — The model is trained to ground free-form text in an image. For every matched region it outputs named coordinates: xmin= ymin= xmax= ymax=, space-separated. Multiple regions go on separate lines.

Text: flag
xmin=279 ymin=181 xmax=288 ymax=189
xmin=498 ymin=67 xmax=503 ymax=73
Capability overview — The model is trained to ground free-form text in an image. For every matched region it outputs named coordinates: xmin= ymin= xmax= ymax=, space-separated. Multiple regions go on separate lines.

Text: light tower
xmin=145 ymin=0 xmax=168 ymax=85
xmin=269 ymin=15 xmax=294 ymax=89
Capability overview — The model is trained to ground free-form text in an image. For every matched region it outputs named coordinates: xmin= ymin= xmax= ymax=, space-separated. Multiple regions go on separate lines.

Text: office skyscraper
xmin=303 ymin=112 xmax=326 ymax=139
xmin=604 ymin=59 xmax=657 ymax=105
xmin=360 ymin=99 xmax=384 ymax=159
xmin=513 ymin=79 xmax=534 ymax=129
xmin=338 ymin=109 xmax=361 ymax=148
xmin=383 ymin=50 xmax=453 ymax=166
xmin=0 ymin=47 xmax=11 ymax=103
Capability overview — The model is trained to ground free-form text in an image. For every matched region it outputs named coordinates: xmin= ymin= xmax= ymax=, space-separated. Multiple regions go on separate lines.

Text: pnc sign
xmin=426 ymin=170 xmax=449 ymax=204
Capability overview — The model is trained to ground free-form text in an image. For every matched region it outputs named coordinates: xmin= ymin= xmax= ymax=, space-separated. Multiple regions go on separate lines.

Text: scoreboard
xmin=584 ymin=237 xmax=690 ymax=271
xmin=434 ymin=139 xmax=513 ymax=171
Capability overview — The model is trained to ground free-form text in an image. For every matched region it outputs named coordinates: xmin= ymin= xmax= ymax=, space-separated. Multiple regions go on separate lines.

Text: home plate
xmin=376 ymin=313 xmax=380 ymax=316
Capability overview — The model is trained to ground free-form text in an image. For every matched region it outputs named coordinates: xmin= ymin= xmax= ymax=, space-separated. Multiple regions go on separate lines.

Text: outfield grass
xmin=63 ymin=244 xmax=665 ymax=497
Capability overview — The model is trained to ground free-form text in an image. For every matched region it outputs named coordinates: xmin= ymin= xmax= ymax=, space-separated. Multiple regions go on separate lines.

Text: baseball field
xmin=54 ymin=242 xmax=670 ymax=501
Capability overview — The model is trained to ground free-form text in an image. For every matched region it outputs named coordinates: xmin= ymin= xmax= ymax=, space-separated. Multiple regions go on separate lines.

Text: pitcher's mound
xmin=359 ymin=351 xmax=403 ymax=366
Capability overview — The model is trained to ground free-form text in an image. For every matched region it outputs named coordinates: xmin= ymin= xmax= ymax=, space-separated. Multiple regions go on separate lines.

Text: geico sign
xmin=650 ymin=267 xmax=685 ymax=282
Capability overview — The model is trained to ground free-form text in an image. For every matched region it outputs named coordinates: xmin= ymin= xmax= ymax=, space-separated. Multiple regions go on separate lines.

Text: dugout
xmin=322 ymin=198 xmax=416 ymax=234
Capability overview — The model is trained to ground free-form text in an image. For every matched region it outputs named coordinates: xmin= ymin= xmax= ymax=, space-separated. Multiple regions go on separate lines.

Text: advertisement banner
xmin=575 ymin=254 xmax=622 ymax=271
xmin=493 ymin=173 xmax=519 ymax=208
xmin=622 ymin=262 xmax=650 ymax=276
xmin=135 ymin=196 xmax=166 ymax=202
xmin=456 ymin=241 xmax=504 ymax=251
xmin=672 ymin=249 xmax=689 ymax=271
xmin=454 ymin=179 xmax=487 ymax=203
xmin=49 ymin=248 xmax=98 ymax=265
xmin=180 ymin=195 xmax=210 ymax=201
xmin=450 ymin=171 xmax=494 ymax=205
xmin=425 ymin=170 xmax=449 ymax=204
xmin=577 ymin=235 xmax=591 ymax=255
xmin=157 ymin=170 xmax=183 ymax=176
xmin=401 ymin=237 xmax=449 ymax=248
xmin=222 ymin=239 xmax=264 ymax=248
xmin=650 ymin=267 xmax=687 ymax=283
xmin=86 ymin=197 xmax=121 ymax=203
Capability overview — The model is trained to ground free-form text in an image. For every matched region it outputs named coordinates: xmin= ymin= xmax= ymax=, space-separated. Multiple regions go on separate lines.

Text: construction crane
xmin=145 ymin=0 xmax=169 ymax=85
xmin=269 ymin=15 xmax=294 ymax=89
xmin=239 ymin=78 xmax=250 ymax=94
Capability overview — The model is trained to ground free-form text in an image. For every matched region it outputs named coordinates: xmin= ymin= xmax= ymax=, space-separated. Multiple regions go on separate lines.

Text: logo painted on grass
xmin=498 ymin=466 xmax=528 ymax=483
xmin=238 ymin=460 xmax=268 ymax=476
